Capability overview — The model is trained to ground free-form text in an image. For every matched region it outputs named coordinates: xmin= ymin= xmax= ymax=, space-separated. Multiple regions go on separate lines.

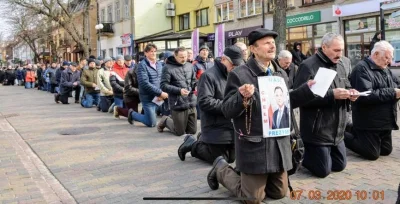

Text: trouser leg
xmin=60 ymin=93 xmax=69 ymax=104
xmin=302 ymin=143 xmax=332 ymax=178
xmin=380 ymin=130 xmax=392 ymax=156
xmin=345 ymin=129 xmax=382 ymax=160
xmin=165 ymin=110 xmax=188 ymax=136
xmin=330 ymin=140 xmax=347 ymax=172
xmin=186 ymin=107 xmax=197 ymax=134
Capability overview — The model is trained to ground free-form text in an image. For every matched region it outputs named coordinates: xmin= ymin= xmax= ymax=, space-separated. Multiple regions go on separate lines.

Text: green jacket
xmin=80 ymin=67 xmax=100 ymax=94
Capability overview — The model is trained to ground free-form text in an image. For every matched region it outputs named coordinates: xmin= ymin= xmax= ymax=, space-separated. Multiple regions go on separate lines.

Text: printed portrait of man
xmin=272 ymin=86 xmax=290 ymax=129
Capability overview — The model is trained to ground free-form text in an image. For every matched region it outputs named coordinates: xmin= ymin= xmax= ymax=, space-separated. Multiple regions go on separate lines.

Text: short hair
xmin=80 ymin=58 xmax=86 ymax=62
xmin=174 ymin=46 xmax=187 ymax=56
xmin=278 ymin=50 xmax=292 ymax=59
xmin=371 ymin=40 xmax=394 ymax=56
xmin=274 ymin=86 xmax=283 ymax=93
xmin=321 ymin=33 xmax=344 ymax=47
xmin=144 ymin=43 xmax=157 ymax=52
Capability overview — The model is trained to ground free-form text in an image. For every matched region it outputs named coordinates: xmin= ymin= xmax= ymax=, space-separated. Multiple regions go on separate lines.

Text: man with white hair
xmin=276 ymin=50 xmax=297 ymax=89
xmin=293 ymin=32 xmax=359 ymax=178
xmin=345 ymin=40 xmax=400 ymax=160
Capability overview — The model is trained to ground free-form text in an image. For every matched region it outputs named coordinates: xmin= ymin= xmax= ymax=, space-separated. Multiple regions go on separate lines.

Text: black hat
xmin=62 ymin=61 xmax=70 ymax=66
xmin=224 ymin=45 xmax=244 ymax=66
xmin=70 ymin=62 xmax=78 ymax=67
xmin=248 ymin=28 xmax=278 ymax=46
xmin=124 ymin=55 xmax=132 ymax=61
xmin=88 ymin=58 xmax=96 ymax=64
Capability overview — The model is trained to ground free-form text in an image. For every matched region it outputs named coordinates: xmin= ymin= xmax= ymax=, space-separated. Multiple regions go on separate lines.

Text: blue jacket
xmin=16 ymin=69 xmax=24 ymax=80
xmin=137 ymin=58 xmax=163 ymax=102
xmin=60 ymin=68 xmax=80 ymax=95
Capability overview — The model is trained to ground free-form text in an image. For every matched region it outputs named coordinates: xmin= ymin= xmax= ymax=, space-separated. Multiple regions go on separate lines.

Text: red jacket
xmin=112 ymin=63 xmax=128 ymax=79
xmin=25 ymin=70 xmax=36 ymax=82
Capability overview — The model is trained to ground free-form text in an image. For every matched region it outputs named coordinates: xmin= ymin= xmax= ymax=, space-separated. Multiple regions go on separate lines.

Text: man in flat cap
xmin=177 ymin=45 xmax=244 ymax=164
xmin=58 ymin=62 xmax=81 ymax=104
xmin=206 ymin=28 xmax=317 ymax=203
xmin=124 ymin=55 xmax=135 ymax=69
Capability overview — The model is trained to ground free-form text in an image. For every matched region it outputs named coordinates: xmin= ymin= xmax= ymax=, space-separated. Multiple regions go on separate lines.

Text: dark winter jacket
xmin=16 ymin=69 xmax=24 ymax=80
xmin=110 ymin=64 xmax=128 ymax=99
xmin=123 ymin=68 xmax=140 ymax=103
xmin=60 ymin=68 xmax=80 ymax=95
xmin=47 ymin=68 xmax=57 ymax=85
xmin=350 ymin=58 xmax=400 ymax=130
xmin=222 ymin=56 xmax=315 ymax=174
xmin=56 ymin=67 xmax=66 ymax=85
xmin=275 ymin=58 xmax=298 ymax=89
xmin=137 ymin=58 xmax=163 ymax=102
xmin=80 ymin=67 xmax=100 ymax=94
xmin=293 ymin=48 xmax=351 ymax=146
xmin=198 ymin=60 xmax=233 ymax=144
xmin=193 ymin=55 xmax=214 ymax=79
xmin=5 ymin=69 xmax=15 ymax=82
xmin=369 ymin=31 xmax=381 ymax=55
xmin=291 ymin=42 xmax=307 ymax=66
xmin=161 ymin=56 xmax=197 ymax=111
xmin=0 ymin=69 xmax=4 ymax=83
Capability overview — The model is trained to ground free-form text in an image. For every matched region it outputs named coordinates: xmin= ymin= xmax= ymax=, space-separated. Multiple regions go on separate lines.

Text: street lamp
xmin=95 ymin=24 xmax=104 ymax=57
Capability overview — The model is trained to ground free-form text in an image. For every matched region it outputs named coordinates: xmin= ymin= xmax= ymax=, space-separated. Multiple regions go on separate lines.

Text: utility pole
xmin=380 ymin=2 xmax=385 ymax=40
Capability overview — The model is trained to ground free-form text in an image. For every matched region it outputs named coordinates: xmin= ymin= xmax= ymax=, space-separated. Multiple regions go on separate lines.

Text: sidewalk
xmin=0 ymin=85 xmax=399 ymax=204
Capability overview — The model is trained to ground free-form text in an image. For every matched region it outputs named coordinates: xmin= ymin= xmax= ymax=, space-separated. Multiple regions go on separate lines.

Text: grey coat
xmin=60 ymin=68 xmax=80 ymax=95
xmin=222 ymin=56 xmax=315 ymax=174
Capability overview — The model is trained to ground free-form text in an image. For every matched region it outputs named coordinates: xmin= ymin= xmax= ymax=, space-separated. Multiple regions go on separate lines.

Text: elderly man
xmin=276 ymin=50 xmax=297 ymax=89
xmin=187 ymin=49 xmax=194 ymax=63
xmin=345 ymin=41 xmax=399 ymax=160
xmin=58 ymin=62 xmax=81 ymax=104
xmin=235 ymin=42 xmax=248 ymax=62
xmin=193 ymin=45 xmax=214 ymax=79
xmin=293 ymin=33 xmax=359 ymax=178
xmin=177 ymin=45 xmax=244 ymax=164
xmin=158 ymin=47 xmax=197 ymax=136
xmin=207 ymin=28 xmax=316 ymax=203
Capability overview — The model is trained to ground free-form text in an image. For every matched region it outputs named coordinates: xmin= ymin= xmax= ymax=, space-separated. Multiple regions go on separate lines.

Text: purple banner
xmin=191 ymin=29 xmax=199 ymax=57
xmin=215 ymin=24 xmax=225 ymax=57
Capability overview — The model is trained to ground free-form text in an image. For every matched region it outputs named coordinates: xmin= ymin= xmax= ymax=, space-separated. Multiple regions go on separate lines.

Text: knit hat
xmin=199 ymin=45 xmax=210 ymax=52
xmin=116 ymin=55 xmax=124 ymax=61
xmin=62 ymin=61 xmax=70 ymax=66
xmin=124 ymin=55 xmax=132 ymax=61
xmin=97 ymin=56 xmax=103 ymax=60
xmin=103 ymin=57 xmax=112 ymax=63
xmin=88 ymin=58 xmax=96 ymax=65
xmin=95 ymin=60 xmax=101 ymax=66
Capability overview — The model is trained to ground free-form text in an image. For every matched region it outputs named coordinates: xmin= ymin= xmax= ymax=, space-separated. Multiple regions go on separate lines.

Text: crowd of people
xmin=1 ymin=29 xmax=399 ymax=204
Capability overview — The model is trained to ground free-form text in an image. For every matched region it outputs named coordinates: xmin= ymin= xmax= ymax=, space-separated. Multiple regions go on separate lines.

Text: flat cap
xmin=124 ymin=55 xmax=132 ymax=61
xmin=248 ymin=28 xmax=278 ymax=46
xmin=224 ymin=45 xmax=244 ymax=66
xmin=70 ymin=62 xmax=78 ymax=67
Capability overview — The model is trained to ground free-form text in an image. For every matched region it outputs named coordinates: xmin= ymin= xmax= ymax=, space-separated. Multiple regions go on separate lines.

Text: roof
xmin=135 ymin=31 xmax=207 ymax=43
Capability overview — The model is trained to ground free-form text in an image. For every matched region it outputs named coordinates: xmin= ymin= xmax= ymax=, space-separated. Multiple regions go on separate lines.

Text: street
xmin=0 ymin=85 xmax=399 ymax=204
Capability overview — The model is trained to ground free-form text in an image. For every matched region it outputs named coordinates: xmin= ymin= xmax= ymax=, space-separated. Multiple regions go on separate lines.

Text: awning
xmin=135 ymin=31 xmax=207 ymax=43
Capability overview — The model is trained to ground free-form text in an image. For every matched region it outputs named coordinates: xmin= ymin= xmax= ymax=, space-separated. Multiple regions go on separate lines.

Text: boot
xmin=157 ymin=116 xmax=168 ymax=132
xmin=207 ymin=156 xmax=228 ymax=190
xmin=177 ymin=135 xmax=196 ymax=161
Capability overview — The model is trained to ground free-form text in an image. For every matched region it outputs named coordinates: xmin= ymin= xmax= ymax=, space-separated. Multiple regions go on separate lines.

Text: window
xmin=215 ymin=1 xmax=234 ymax=23
xmin=101 ymin=50 xmax=106 ymax=57
xmin=115 ymin=1 xmax=120 ymax=22
xmin=196 ymin=8 xmax=209 ymax=27
xmin=179 ymin=13 xmax=190 ymax=30
xmin=124 ymin=0 xmax=130 ymax=19
xmin=303 ymin=0 xmax=324 ymax=5
xmin=100 ymin=8 xmax=105 ymax=23
xmin=107 ymin=4 xmax=113 ymax=22
xmin=239 ymin=0 xmax=262 ymax=18
xmin=117 ymin=48 xmax=123 ymax=55
xmin=109 ymin=48 xmax=114 ymax=57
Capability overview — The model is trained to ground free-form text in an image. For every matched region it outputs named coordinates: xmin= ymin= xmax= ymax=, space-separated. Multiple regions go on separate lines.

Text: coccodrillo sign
xmin=287 ymin=11 xmax=321 ymax=27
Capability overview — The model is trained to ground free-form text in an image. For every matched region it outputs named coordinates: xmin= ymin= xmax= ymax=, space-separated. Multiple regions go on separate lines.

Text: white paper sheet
xmin=310 ymin=68 xmax=337 ymax=97
xmin=152 ymin=97 xmax=164 ymax=106
xmin=351 ymin=90 xmax=371 ymax=96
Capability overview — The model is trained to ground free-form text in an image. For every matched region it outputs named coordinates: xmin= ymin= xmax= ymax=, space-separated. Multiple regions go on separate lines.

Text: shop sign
xmin=207 ymin=33 xmax=215 ymax=41
xmin=287 ymin=11 xmax=321 ymax=27
xmin=225 ymin=26 xmax=262 ymax=39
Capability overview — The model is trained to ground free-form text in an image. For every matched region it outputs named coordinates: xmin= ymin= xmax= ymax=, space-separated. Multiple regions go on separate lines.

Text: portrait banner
xmin=258 ymin=76 xmax=291 ymax=138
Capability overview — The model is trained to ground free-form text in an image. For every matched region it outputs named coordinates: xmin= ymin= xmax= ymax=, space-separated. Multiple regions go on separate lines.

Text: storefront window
xmin=167 ymin=41 xmax=178 ymax=49
xmin=386 ymin=30 xmax=400 ymax=66
xmin=314 ymin=22 xmax=338 ymax=37
xmin=288 ymin=26 xmax=312 ymax=40
xmin=179 ymin=39 xmax=191 ymax=49
xmin=152 ymin=41 xmax=165 ymax=51
xmin=345 ymin=17 xmax=376 ymax=34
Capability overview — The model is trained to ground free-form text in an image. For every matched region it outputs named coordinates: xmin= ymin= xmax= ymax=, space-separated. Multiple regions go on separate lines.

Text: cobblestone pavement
xmin=0 ymin=85 xmax=399 ymax=204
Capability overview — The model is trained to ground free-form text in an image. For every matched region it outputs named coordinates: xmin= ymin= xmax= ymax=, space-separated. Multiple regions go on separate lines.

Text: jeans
xmin=81 ymin=93 xmax=100 ymax=108
xmin=99 ymin=96 xmax=114 ymax=112
xmin=114 ymin=97 xmax=124 ymax=108
xmin=131 ymin=101 xmax=158 ymax=127
xmin=25 ymin=82 xmax=35 ymax=89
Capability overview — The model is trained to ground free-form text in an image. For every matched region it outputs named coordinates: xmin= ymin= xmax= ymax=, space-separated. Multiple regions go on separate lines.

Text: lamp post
xmin=95 ymin=24 xmax=104 ymax=57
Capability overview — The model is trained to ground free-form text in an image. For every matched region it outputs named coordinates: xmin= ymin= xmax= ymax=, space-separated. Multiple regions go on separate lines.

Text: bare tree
xmin=4 ymin=0 xmax=92 ymax=58
xmin=270 ymin=0 xmax=287 ymax=54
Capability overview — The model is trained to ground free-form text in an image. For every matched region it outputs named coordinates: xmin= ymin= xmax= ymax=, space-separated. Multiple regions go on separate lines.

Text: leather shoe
xmin=178 ymin=134 xmax=196 ymax=161
xmin=207 ymin=156 xmax=228 ymax=190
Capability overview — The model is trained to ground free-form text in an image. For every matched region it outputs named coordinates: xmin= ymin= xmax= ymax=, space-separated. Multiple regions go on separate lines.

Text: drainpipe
xmin=131 ymin=0 xmax=135 ymax=56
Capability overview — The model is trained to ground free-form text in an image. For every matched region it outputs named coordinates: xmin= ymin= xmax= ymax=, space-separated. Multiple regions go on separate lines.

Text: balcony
xmin=98 ymin=22 xmax=114 ymax=36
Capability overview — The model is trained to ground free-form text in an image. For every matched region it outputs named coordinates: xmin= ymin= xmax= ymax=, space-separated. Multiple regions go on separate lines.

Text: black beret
xmin=248 ymin=28 xmax=278 ymax=46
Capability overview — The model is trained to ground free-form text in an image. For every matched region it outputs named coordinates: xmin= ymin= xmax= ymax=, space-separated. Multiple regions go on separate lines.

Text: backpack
xmin=288 ymin=108 xmax=305 ymax=194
